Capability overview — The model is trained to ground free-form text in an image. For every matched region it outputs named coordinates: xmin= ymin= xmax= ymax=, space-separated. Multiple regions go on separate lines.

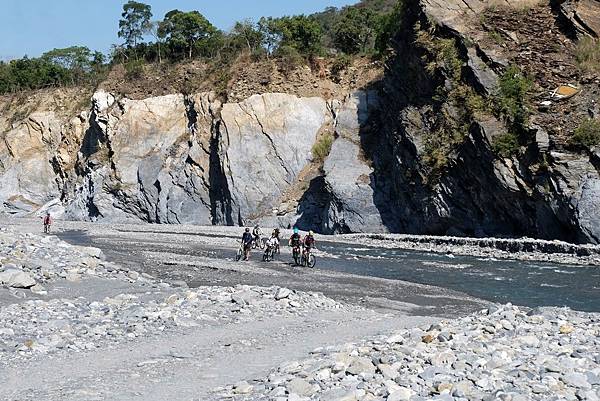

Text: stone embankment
xmin=216 ymin=304 xmax=600 ymax=401
xmin=345 ymin=234 xmax=600 ymax=265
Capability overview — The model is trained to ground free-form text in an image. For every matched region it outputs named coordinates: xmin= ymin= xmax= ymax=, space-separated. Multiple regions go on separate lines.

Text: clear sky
xmin=0 ymin=0 xmax=358 ymax=60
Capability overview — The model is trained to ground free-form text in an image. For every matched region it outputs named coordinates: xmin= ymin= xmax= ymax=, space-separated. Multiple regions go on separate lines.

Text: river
xmin=317 ymin=240 xmax=600 ymax=312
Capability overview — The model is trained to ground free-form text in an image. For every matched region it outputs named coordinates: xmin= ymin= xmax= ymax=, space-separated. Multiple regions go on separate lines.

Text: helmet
xmin=254 ymin=224 xmax=259 ymax=228
xmin=245 ymin=228 xmax=250 ymax=232
xmin=293 ymin=227 xmax=299 ymax=234
xmin=309 ymin=230 xmax=314 ymax=236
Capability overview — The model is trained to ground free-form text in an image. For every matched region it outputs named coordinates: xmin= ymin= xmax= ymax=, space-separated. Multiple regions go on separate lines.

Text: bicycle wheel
xmin=308 ymin=254 xmax=316 ymax=268
xmin=293 ymin=251 xmax=299 ymax=266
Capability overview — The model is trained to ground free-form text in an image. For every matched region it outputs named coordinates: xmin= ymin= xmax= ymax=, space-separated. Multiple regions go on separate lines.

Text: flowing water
xmin=317 ymin=241 xmax=600 ymax=312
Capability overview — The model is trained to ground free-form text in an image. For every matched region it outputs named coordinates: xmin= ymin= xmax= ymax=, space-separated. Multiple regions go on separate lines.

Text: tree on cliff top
xmin=158 ymin=10 xmax=218 ymax=59
xmin=118 ymin=1 xmax=152 ymax=55
xmin=258 ymin=15 xmax=323 ymax=56
xmin=231 ymin=20 xmax=264 ymax=55
xmin=333 ymin=7 xmax=378 ymax=54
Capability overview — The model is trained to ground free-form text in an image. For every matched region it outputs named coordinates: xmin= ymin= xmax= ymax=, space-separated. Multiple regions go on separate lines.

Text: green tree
xmin=147 ymin=21 xmax=164 ymax=63
xmin=258 ymin=17 xmax=282 ymax=56
xmin=310 ymin=6 xmax=341 ymax=49
xmin=374 ymin=1 xmax=406 ymax=56
xmin=118 ymin=1 xmax=152 ymax=55
xmin=41 ymin=46 xmax=95 ymax=84
xmin=231 ymin=19 xmax=264 ymax=54
xmin=333 ymin=7 xmax=377 ymax=54
xmin=259 ymin=15 xmax=323 ymax=56
xmin=159 ymin=10 xmax=218 ymax=59
xmin=41 ymin=46 xmax=92 ymax=70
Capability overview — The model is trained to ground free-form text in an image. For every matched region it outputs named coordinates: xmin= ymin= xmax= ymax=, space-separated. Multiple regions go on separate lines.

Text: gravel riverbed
xmin=1 ymin=220 xmax=599 ymax=400
xmin=215 ymin=304 xmax=600 ymax=401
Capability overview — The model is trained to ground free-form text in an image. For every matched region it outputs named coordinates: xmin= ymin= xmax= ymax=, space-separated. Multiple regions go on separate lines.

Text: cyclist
xmin=43 ymin=212 xmax=52 ymax=234
xmin=241 ymin=228 xmax=253 ymax=260
xmin=271 ymin=228 xmax=281 ymax=254
xmin=264 ymin=231 xmax=279 ymax=259
xmin=302 ymin=230 xmax=316 ymax=259
xmin=289 ymin=227 xmax=302 ymax=263
xmin=252 ymin=224 xmax=263 ymax=246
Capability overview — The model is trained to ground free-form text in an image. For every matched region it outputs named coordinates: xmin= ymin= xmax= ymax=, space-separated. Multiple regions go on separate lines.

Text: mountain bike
xmin=263 ymin=245 xmax=275 ymax=262
xmin=235 ymin=244 xmax=243 ymax=261
xmin=252 ymin=236 xmax=265 ymax=249
xmin=301 ymin=248 xmax=316 ymax=268
xmin=292 ymin=245 xmax=301 ymax=266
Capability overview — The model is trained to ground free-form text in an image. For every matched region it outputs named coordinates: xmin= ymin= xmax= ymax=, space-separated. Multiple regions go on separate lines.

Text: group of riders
xmin=42 ymin=211 xmax=314 ymax=266
xmin=240 ymin=224 xmax=316 ymax=266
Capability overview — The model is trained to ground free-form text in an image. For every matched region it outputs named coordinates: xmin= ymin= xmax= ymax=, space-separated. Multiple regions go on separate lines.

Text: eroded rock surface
xmin=1 ymin=0 xmax=600 ymax=243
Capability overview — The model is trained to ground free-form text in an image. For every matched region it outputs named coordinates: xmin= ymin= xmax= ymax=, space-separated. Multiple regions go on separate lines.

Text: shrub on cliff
xmin=495 ymin=65 xmax=531 ymax=127
xmin=571 ymin=118 xmax=600 ymax=148
xmin=492 ymin=132 xmax=520 ymax=158
xmin=576 ymin=37 xmax=600 ymax=73
xmin=312 ymin=134 xmax=334 ymax=162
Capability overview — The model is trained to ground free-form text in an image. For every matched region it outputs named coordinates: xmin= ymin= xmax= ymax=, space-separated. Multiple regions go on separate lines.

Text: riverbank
xmin=342 ymin=234 xmax=600 ymax=266
xmin=7 ymin=217 xmax=599 ymax=266
xmin=0 ymin=227 xmax=440 ymax=401
xmin=213 ymin=304 xmax=600 ymax=401
xmin=1 ymin=220 xmax=599 ymax=400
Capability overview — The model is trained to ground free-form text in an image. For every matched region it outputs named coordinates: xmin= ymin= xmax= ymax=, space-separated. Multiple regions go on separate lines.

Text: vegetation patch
xmin=0 ymin=0 xmax=407 ymax=96
xmin=414 ymin=30 xmax=485 ymax=178
xmin=330 ymin=54 xmax=352 ymax=81
xmin=495 ymin=65 xmax=531 ymax=126
xmin=575 ymin=37 xmax=600 ymax=73
xmin=124 ymin=59 xmax=145 ymax=80
xmin=415 ymin=31 xmax=462 ymax=81
xmin=492 ymin=132 xmax=520 ymax=158
xmin=312 ymin=133 xmax=335 ymax=163
xmin=571 ymin=118 xmax=600 ymax=148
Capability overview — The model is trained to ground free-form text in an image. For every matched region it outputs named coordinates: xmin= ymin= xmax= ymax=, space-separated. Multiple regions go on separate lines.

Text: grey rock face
xmin=67 ymin=91 xmax=219 ymax=224
xmin=573 ymin=178 xmax=600 ymax=243
xmin=219 ymin=93 xmax=331 ymax=223
xmin=2 ymin=0 xmax=600 ymax=244
xmin=558 ymin=0 xmax=600 ymax=38
xmin=318 ymin=92 xmax=386 ymax=234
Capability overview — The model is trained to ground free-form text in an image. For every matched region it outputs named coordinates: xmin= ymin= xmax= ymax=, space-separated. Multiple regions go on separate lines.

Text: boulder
xmin=559 ymin=0 xmax=600 ymax=38
xmin=286 ymin=378 xmax=314 ymax=397
xmin=0 ymin=269 xmax=36 ymax=288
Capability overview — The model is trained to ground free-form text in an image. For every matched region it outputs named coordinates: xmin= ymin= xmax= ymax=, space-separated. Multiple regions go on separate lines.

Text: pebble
xmin=215 ymin=304 xmax=600 ymax=401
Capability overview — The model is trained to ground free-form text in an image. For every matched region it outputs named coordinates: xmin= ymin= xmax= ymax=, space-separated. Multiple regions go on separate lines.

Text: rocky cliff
xmin=1 ymin=0 xmax=599 ymax=243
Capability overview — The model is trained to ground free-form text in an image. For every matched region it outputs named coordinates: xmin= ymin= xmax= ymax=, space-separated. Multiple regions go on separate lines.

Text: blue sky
xmin=1 ymin=0 xmax=358 ymax=60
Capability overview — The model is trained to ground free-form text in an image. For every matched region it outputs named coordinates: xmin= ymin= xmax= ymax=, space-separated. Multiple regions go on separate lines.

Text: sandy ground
xmin=0 ymin=218 xmax=488 ymax=400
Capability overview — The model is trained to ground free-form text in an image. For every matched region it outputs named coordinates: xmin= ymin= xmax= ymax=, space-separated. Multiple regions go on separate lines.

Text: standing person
xmin=264 ymin=231 xmax=280 ymax=261
xmin=43 ymin=212 xmax=52 ymax=234
xmin=241 ymin=228 xmax=253 ymax=261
